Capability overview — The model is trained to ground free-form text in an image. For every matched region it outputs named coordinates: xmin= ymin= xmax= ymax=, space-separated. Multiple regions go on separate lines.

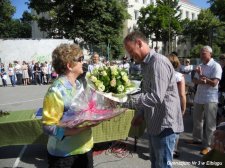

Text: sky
xmin=11 ymin=0 xmax=210 ymax=19
xmin=190 ymin=0 xmax=210 ymax=9
xmin=11 ymin=0 xmax=30 ymax=19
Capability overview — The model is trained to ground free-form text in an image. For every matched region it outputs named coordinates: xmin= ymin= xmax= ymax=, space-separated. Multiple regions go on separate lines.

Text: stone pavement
xmin=0 ymin=84 xmax=212 ymax=168
xmin=93 ymin=112 xmax=205 ymax=168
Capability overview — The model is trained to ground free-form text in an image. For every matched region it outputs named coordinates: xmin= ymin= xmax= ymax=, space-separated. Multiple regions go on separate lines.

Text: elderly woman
xmin=42 ymin=44 xmax=96 ymax=168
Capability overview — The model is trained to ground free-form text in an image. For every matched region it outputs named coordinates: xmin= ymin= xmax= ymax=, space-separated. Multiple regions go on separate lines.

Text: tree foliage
xmin=208 ymin=0 xmax=225 ymax=22
xmin=182 ymin=9 xmax=225 ymax=54
xmin=0 ymin=0 xmax=16 ymax=22
xmin=190 ymin=44 xmax=221 ymax=58
xmin=0 ymin=0 xmax=32 ymax=38
xmin=137 ymin=0 xmax=182 ymax=53
xmin=28 ymin=0 xmax=130 ymax=59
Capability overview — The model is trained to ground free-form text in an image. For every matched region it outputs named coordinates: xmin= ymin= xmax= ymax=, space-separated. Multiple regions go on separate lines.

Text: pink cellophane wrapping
xmin=59 ymin=86 xmax=127 ymax=128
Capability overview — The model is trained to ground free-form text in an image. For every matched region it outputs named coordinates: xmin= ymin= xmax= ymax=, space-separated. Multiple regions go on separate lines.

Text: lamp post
xmin=107 ymin=39 xmax=111 ymax=61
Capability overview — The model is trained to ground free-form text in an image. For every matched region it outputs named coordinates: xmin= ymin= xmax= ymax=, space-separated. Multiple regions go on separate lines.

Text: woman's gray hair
xmin=202 ymin=46 xmax=213 ymax=53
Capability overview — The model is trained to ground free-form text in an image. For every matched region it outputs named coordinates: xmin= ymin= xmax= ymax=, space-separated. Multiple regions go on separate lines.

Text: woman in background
xmin=168 ymin=53 xmax=186 ymax=158
xmin=21 ymin=61 xmax=29 ymax=85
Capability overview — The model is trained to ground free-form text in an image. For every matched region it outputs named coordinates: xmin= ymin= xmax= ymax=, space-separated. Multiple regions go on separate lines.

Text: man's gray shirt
xmin=132 ymin=50 xmax=184 ymax=135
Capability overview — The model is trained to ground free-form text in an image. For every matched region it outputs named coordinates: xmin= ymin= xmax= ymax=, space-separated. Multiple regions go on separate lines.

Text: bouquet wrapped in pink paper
xmin=59 ymin=86 xmax=127 ymax=128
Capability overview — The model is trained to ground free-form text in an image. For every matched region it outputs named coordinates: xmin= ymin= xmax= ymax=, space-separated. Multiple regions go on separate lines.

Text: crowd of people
xmin=1 ymin=31 xmax=225 ymax=167
xmin=0 ymin=60 xmax=57 ymax=87
xmin=0 ymin=52 xmax=142 ymax=88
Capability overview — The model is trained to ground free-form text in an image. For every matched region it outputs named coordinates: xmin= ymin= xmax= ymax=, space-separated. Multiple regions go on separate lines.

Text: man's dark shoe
xmin=185 ymin=140 xmax=202 ymax=145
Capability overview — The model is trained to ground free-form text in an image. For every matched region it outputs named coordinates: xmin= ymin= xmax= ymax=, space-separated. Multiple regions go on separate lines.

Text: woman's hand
xmin=64 ymin=121 xmax=101 ymax=136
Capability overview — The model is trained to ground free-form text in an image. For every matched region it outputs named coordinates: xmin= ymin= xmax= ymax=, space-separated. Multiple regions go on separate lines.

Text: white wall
xmin=0 ymin=39 xmax=73 ymax=65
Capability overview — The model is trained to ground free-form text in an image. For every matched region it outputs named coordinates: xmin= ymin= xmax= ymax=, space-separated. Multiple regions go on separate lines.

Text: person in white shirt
xmin=88 ymin=52 xmax=103 ymax=72
xmin=180 ymin=58 xmax=194 ymax=86
xmin=119 ymin=56 xmax=130 ymax=74
xmin=8 ymin=63 xmax=16 ymax=86
xmin=188 ymin=46 xmax=222 ymax=155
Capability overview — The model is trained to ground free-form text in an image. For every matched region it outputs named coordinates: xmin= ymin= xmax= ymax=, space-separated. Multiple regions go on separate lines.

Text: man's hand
xmin=195 ymin=66 xmax=202 ymax=76
xmin=199 ymin=76 xmax=207 ymax=84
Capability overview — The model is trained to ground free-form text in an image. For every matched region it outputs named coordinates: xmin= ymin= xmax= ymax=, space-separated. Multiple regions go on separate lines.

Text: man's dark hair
xmin=124 ymin=31 xmax=148 ymax=44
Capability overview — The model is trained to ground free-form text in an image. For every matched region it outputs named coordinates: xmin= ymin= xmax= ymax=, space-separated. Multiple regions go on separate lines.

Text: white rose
xmin=95 ymin=80 xmax=102 ymax=86
xmin=122 ymin=75 xmax=129 ymax=82
xmin=111 ymin=69 xmax=118 ymax=76
xmin=90 ymin=76 xmax=97 ymax=82
xmin=117 ymin=85 xmax=125 ymax=93
xmin=125 ymin=80 xmax=131 ymax=86
xmin=86 ymin=72 xmax=91 ymax=78
xmin=97 ymin=84 xmax=105 ymax=92
xmin=101 ymin=71 xmax=107 ymax=76
xmin=110 ymin=78 xmax=116 ymax=87
xmin=120 ymin=71 xmax=127 ymax=76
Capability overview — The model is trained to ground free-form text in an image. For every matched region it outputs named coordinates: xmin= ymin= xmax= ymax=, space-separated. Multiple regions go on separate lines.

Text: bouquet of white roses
xmin=86 ymin=65 xmax=138 ymax=102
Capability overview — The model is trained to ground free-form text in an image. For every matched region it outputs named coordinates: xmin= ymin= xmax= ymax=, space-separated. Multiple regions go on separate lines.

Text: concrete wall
xmin=0 ymin=39 xmax=73 ymax=65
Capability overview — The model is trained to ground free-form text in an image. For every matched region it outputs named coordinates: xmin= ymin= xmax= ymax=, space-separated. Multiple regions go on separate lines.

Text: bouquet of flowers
xmin=86 ymin=65 xmax=138 ymax=102
xmin=59 ymin=86 xmax=127 ymax=128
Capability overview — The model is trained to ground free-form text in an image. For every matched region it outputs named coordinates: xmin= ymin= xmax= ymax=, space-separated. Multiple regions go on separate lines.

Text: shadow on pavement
xmin=20 ymin=144 xmax=47 ymax=168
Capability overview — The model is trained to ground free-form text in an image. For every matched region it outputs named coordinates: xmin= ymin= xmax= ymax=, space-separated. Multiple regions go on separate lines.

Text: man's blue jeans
xmin=149 ymin=128 xmax=177 ymax=168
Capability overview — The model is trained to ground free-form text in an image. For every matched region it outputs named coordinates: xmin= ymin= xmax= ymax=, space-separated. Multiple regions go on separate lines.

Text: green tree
xmin=208 ymin=0 xmax=225 ymax=22
xmin=182 ymin=9 xmax=224 ymax=54
xmin=21 ymin=10 xmax=33 ymax=24
xmin=190 ymin=44 xmax=203 ymax=58
xmin=0 ymin=0 xmax=32 ymax=38
xmin=0 ymin=0 xmax=15 ymax=38
xmin=208 ymin=0 xmax=225 ymax=53
xmin=137 ymin=0 xmax=182 ymax=54
xmin=0 ymin=0 xmax=15 ymax=22
xmin=190 ymin=44 xmax=221 ymax=58
xmin=28 ymin=0 xmax=129 ymax=59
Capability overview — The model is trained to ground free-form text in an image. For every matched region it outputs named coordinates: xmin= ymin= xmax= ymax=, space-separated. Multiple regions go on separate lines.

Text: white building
xmin=125 ymin=0 xmax=202 ymax=56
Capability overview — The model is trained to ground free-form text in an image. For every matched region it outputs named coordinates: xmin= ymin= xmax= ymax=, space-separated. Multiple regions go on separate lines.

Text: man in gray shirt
xmin=124 ymin=31 xmax=183 ymax=168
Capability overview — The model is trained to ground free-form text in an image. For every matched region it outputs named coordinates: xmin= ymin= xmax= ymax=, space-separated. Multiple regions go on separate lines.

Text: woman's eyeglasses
xmin=73 ymin=56 xmax=84 ymax=62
